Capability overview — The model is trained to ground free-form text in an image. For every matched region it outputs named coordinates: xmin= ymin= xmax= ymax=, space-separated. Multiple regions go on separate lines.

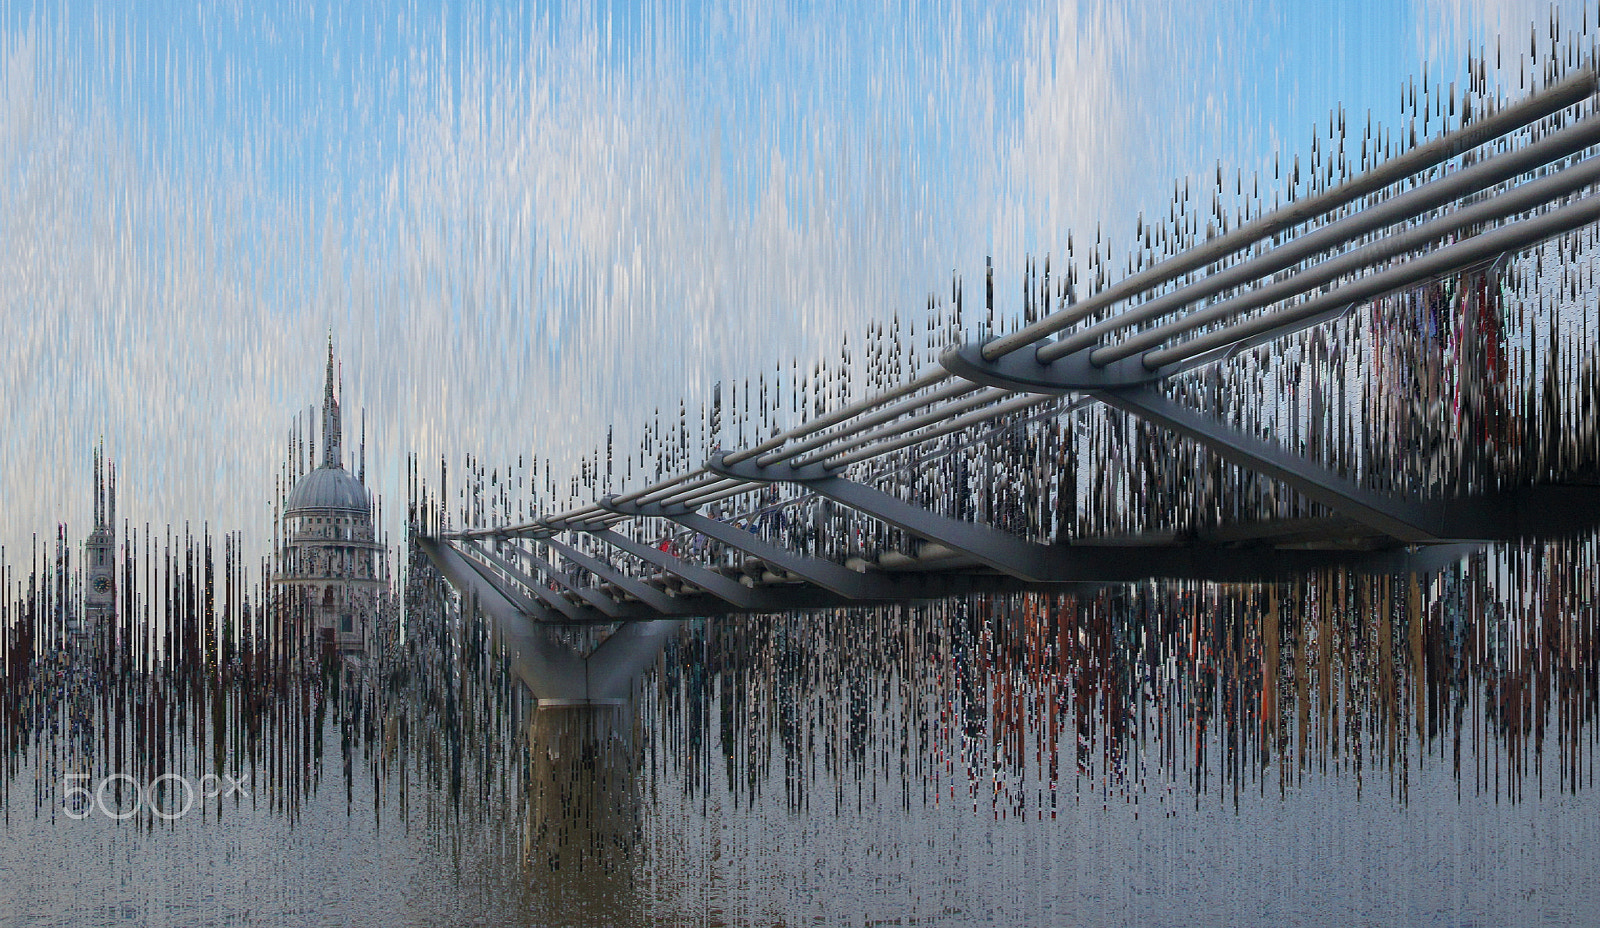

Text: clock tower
xmin=81 ymin=448 xmax=116 ymax=648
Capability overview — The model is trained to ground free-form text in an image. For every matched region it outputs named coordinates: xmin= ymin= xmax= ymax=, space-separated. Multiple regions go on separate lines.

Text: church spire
xmin=323 ymin=336 xmax=342 ymax=469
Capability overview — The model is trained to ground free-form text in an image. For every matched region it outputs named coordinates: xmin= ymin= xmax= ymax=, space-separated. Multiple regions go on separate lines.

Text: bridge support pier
xmin=416 ymin=537 xmax=682 ymax=707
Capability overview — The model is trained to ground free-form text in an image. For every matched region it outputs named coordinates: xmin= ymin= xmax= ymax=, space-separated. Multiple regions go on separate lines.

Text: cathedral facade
xmin=275 ymin=343 xmax=387 ymax=655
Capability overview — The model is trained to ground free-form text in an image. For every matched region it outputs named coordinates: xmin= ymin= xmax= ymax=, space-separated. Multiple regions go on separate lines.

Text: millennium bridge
xmin=421 ymin=67 xmax=1600 ymax=705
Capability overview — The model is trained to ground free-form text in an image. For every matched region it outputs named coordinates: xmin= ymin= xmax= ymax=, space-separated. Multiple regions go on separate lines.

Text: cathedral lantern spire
xmin=323 ymin=337 xmax=342 ymax=470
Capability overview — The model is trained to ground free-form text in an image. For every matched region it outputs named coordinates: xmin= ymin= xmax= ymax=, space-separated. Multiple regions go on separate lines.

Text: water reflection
xmin=1 ymin=506 xmax=1598 ymax=923
xmin=651 ymin=543 xmax=1599 ymax=815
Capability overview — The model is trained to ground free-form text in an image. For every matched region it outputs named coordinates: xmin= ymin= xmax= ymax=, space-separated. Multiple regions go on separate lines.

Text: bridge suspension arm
xmin=1088 ymin=384 xmax=1600 ymax=544
xmin=418 ymin=537 xmax=674 ymax=704
xmin=421 ymin=537 xmax=560 ymax=623
xmin=461 ymin=539 xmax=596 ymax=622
xmin=599 ymin=495 xmax=908 ymax=598
xmin=708 ymin=454 xmax=1065 ymax=581
xmin=537 ymin=535 xmax=694 ymax=615
xmin=417 ymin=538 xmax=599 ymax=695
xmin=1094 ymin=386 xmax=1446 ymax=543
xmin=582 ymin=527 xmax=783 ymax=611
xmin=710 ymin=449 xmax=1486 ymax=581
xmin=502 ymin=540 xmax=633 ymax=618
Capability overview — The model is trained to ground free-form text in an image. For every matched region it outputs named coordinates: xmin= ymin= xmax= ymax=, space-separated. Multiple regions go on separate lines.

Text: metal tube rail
xmin=655 ymin=476 xmax=750 ymax=508
xmin=639 ymin=394 xmax=1089 ymax=520
xmin=826 ymin=394 xmax=1058 ymax=469
xmin=756 ymin=378 xmax=981 ymax=467
xmin=721 ymin=368 xmax=951 ymax=466
xmin=677 ymin=481 xmax=780 ymax=512
xmin=628 ymin=375 xmax=956 ymax=507
xmin=611 ymin=469 xmax=710 ymax=506
xmin=467 ymin=510 xmax=628 ymax=540
xmin=511 ymin=470 xmax=712 ymax=535
xmin=1042 ymin=112 xmax=1600 ymax=363
xmin=631 ymin=470 xmax=720 ymax=506
xmin=788 ymin=387 xmax=1013 ymax=468
xmin=609 ymin=359 xmax=955 ymax=514
xmin=668 ymin=481 xmax=758 ymax=510
xmin=1144 ymin=192 xmax=1600 ymax=368
xmin=1092 ymin=153 xmax=1600 ymax=365
xmin=493 ymin=503 xmax=608 ymax=536
xmin=981 ymin=68 xmax=1598 ymax=362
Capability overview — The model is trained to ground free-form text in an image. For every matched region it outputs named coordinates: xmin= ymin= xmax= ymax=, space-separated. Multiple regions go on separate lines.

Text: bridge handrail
xmin=1057 ymin=115 xmax=1600 ymax=365
xmin=982 ymin=67 xmax=1597 ymax=362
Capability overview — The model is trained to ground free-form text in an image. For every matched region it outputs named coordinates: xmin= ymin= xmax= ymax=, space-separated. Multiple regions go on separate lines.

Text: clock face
xmin=91 ymin=575 xmax=111 ymax=594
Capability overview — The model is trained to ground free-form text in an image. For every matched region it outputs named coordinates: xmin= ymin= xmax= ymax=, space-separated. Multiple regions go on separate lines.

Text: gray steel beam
xmin=1096 ymin=394 xmax=1598 ymax=543
xmin=583 ymin=524 xmax=899 ymax=612
xmin=708 ymin=454 xmax=1070 ymax=582
xmin=452 ymin=541 xmax=564 ymax=621
xmin=505 ymin=540 xmax=633 ymax=618
xmin=706 ymin=449 xmax=1503 ymax=579
xmin=419 ymin=538 xmax=681 ymax=705
xmin=582 ymin=527 xmax=790 ymax=611
xmin=463 ymin=539 xmax=594 ymax=622
xmin=414 ymin=538 xmax=589 ymax=697
xmin=424 ymin=531 xmax=1496 ymax=621
xmin=544 ymin=530 xmax=847 ymax=616
xmin=474 ymin=538 xmax=685 ymax=623
xmin=580 ymin=617 xmax=687 ymax=701
xmin=582 ymin=523 xmax=1098 ymax=609
xmin=1432 ymin=483 xmax=1600 ymax=541
xmin=539 ymin=535 xmax=690 ymax=615
xmin=600 ymin=495 xmax=924 ymax=599
xmin=1091 ymin=385 xmax=1447 ymax=543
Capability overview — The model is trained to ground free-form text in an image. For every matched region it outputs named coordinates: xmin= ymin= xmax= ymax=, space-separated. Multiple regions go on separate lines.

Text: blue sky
xmin=0 ymin=0 xmax=1576 ymax=560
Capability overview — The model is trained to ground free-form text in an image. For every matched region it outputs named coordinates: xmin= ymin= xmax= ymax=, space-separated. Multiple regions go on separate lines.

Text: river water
xmin=4 ymin=742 xmax=1595 ymax=927
xmin=3 ymin=558 xmax=1598 ymax=927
